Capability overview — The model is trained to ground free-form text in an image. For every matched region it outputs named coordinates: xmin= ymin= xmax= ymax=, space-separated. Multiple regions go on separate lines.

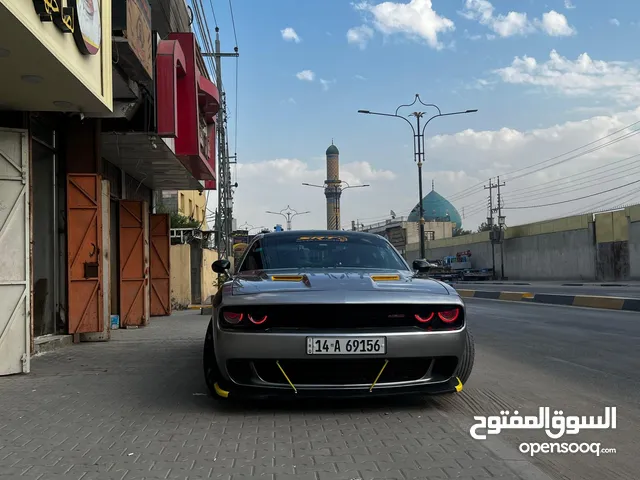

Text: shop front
xmin=0 ymin=0 xmax=113 ymax=375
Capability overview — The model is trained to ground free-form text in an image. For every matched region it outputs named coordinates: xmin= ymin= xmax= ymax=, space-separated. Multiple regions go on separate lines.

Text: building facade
xmin=0 ymin=0 xmax=219 ymax=376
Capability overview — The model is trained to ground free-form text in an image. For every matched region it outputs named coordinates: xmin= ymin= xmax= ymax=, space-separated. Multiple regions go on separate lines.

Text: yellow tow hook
xmin=214 ymin=382 xmax=229 ymax=398
xmin=454 ymin=377 xmax=463 ymax=392
xmin=276 ymin=360 xmax=297 ymax=394
xmin=369 ymin=359 xmax=389 ymax=392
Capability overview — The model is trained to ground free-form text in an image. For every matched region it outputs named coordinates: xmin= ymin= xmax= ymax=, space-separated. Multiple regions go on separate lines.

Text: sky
xmin=197 ymin=0 xmax=640 ymax=233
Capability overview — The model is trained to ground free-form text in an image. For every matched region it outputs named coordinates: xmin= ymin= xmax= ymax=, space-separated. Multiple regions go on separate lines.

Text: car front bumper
xmin=211 ymin=324 xmax=467 ymax=395
xmin=212 ymin=375 xmax=463 ymax=400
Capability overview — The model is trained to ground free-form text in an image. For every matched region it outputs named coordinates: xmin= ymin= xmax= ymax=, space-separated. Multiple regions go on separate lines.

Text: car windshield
xmin=260 ymin=234 xmax=409 ymax=271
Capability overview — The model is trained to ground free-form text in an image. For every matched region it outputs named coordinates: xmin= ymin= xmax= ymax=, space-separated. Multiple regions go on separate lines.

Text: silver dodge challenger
xmin=203 ymin=230 xmax=474 ymax=400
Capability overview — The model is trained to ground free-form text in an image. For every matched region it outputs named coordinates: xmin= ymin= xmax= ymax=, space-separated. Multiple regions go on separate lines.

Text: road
xmin=0 ymin=305 xmax=638 ymax=480
xmin=435 ymin=299 xmax=639 ymax=480
xmin=449 ymin=282 xmax=640 ymax=298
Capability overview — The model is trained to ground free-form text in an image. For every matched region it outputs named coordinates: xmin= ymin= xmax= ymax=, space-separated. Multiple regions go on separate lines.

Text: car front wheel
xmin=454 ymin=329 xmax=475 ymax=386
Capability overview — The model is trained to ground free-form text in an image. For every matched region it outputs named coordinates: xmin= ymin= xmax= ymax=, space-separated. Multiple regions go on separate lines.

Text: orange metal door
xmin=119 ymin=200 xmax=147 ymax=327
xmin=150 ymin=214 xmax=171 ymax=316
xmin=67 ymin=174 xmax=103 ymax=334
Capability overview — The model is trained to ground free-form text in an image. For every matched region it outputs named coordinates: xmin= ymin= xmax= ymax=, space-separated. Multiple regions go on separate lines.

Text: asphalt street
xmin=0 ymin=305 xmax=638 ymax=480
xmin=439 ymin=299 xmax=640 ymax=480
xmin=449 ymin=283 xmax=640 ymax=298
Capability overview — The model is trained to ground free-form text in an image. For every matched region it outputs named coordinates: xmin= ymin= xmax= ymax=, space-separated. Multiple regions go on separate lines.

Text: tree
xmin=477 ymin=222 xmax=493 ymax=233
xmin=453 ymin=227 xmax=473 ymax=237
xmin=156 ymin=203 xmax=200 ymax=229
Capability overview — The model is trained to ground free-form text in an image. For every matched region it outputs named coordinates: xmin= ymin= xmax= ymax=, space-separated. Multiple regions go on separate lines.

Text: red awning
xmin=198 ymin=74 xmax=220 ymax=124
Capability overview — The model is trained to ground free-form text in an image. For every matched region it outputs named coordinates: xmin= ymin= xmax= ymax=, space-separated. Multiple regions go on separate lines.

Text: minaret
xmin=325 ymin=140 xmax=341 ymax=230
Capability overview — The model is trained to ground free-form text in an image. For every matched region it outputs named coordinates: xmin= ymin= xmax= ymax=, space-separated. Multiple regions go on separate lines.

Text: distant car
xmin=203 ymin=230 xmax=474 ymax=400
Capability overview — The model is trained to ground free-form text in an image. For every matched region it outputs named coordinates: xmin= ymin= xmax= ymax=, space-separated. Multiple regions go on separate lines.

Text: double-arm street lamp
xmin=265 ymin=205 xmax=310 ymax=231
xmin=302 ymin=181 xmax=370 ymax=230
xmin=358 ymin=94 xmax=477 ymax=260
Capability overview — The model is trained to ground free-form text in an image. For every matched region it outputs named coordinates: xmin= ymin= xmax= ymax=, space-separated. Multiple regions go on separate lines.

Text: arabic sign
xmin=469 ymin=406 xmax=616 ymax=441
xmin=126 ymin=0 xmax=152 ymax=77
xmin=32 ymin=0 xmax=101 ymax=55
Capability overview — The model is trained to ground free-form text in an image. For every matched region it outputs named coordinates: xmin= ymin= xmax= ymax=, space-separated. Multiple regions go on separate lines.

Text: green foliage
xmin=477 ymin=222 xmax=493 ymax=233
xmin=156 ymin=203 xmax=200 ymax=229
xmin=453 ymin=227 xmax=473 ymax=237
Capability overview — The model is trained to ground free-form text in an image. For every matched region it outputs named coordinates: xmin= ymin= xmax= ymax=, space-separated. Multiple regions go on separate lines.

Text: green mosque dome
xmin=326 ymin=144 xmax=339 ymax=155
xmin=407 ymin=188 xmax=462 ymax=228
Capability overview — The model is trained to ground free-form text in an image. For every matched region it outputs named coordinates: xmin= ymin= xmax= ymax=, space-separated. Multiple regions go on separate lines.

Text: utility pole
xmin=484 ymin=180 xmax=496 ymax=280
xmin=213 ymin=27 xmax=239 ymax=264
xmin=265 ymin=205 xmax=310 ymax=231
xmin=493 ymin=176 xmax=506 ymax=280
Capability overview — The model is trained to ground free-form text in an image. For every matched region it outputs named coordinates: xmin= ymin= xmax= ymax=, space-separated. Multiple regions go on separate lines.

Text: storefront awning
xmin=101 ymin=132 xmax=203 ymax=191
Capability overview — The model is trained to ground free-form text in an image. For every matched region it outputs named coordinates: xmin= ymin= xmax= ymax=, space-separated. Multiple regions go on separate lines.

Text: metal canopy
xmin=101 ymin=132 xmax=204 ymax=191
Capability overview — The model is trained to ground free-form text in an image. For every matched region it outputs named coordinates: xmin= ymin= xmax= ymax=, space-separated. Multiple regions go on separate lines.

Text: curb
xmin=456 ymin=289 xmax=640 ymax=312
xmin=452 ymin=282 xmax=634 ymax=287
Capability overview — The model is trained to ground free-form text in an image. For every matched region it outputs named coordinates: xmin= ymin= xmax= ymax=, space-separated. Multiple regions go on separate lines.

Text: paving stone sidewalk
xmin=1 ymin=311 xmax=532 ymax=480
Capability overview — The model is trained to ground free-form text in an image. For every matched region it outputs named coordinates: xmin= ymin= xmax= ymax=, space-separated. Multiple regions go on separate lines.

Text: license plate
xmin=306 ymin=337 xmax=386 ymax=355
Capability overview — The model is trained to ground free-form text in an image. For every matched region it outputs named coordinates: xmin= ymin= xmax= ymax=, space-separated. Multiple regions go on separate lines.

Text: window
xmin=179 ymin=193 xmax=185 ymax=212
xmin=260 ymin=234 xmax=409 ymax=271
xmin=238 ymin=240 xmax=265 ymax=272
xmin=425 ymin=231 xmax=435 ymax=241
xmin=189 ymin=199 xmax=193 ymax=217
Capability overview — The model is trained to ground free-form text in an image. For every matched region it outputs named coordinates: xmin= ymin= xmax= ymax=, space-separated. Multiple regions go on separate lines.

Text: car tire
xmin=454 ymin=329 xmax=475 ymax=386
xmin=203 ymin=319 xmax=227 ymax=400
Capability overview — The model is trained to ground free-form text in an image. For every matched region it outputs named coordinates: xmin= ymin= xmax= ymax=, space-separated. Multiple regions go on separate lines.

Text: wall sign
xmin=126 ymin=0 xmax=153 ymax=78
xmin=32 ymin=0 xmax=101 ymax=55
xmin=70 ymin=0 xmax=101 ymax=55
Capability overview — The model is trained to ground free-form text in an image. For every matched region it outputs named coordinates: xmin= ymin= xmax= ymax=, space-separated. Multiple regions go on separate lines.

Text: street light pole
xmin=358 ymin=95 xmax=477 ymax=260
xmin=302 ymin=181 xmax=370 ymax=230
xmin=265 ymin=205 xmax=310 ymax=230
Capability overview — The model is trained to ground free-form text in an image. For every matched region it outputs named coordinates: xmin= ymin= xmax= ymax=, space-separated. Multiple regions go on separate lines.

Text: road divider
xmin=456 ymin=289 xmax=640 ymax=312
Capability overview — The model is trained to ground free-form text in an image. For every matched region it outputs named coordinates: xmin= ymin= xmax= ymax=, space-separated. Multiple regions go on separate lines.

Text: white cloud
xmin=534 ymin=10 xmax=576 ymax=36
xmin=564 ymin=0 xmax=576 ymax=9
xmin=287 ymin=97 xmax=296 ymax=104
xmin=229 ymin=109 xmax=640 ymax=232
xmin=492 ymin=50 xmax=640 ymax=104
xmin=460 ymin=0 xmax=576 ymax=38
xmin=295 ymin=70 xmax=315 ymax=81
xmin=355 ymin=74 xmax=367 ymax=80
xmin=319 ymin=79 xmax=336 ymax=91
xmin=347 ymin=25 xmax=374 ymax=49
xmin=349 ymin=0 xmax=455 ymax=50
xmin=610 ymin=18 xmax=621 ymax=27
xmin=281 ymin=27 xmax=301 ymax=43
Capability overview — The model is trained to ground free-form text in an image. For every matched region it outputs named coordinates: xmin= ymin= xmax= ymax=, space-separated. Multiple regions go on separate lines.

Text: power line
xmin=501 ymin=153 xmax=640 ymax=199
xmin=446 ymin=119 xmax=640 ymax=203
xmin=228 ymin=0 xmax=238 ymax=47
xmin=504 ymin=179 xmax=640 ymax=209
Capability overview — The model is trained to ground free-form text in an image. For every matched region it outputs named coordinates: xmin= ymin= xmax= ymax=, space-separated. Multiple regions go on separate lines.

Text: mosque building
xmin=357 ymin=181 xmax=460 ymax=258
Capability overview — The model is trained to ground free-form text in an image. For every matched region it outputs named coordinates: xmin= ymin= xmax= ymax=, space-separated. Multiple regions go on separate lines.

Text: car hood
xmin=230 ymin=269 xmax=450 ymax=296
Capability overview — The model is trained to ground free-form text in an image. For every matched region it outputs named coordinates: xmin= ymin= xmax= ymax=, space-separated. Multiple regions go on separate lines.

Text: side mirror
xmin=212 ymin=259 xmax=231 ymax=274
xmin=412 ymin=259 xmax=430 ymax=273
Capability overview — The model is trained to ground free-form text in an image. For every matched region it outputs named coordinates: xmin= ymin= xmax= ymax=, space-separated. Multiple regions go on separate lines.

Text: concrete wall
xmin=628 ymin=205 xmax=640 ymax=280
xmin=201 ymin=249 xmax=218 ymax=303
xmin=171 ymin=244 xmax=221 ymax=307
xmin=170 ymin=244 xmax=191 ymax=309
xmin=405 ymin=205 xmax=640 ymax=281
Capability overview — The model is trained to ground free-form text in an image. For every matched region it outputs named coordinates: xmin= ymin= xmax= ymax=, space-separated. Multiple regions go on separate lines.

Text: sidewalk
xmin=0 ymin=311 xmax=549 ymax=480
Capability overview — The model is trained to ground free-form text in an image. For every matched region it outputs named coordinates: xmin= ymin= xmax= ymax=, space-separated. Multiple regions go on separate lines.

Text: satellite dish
xmin=390 ymin=210 xmax=396 ymax=219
